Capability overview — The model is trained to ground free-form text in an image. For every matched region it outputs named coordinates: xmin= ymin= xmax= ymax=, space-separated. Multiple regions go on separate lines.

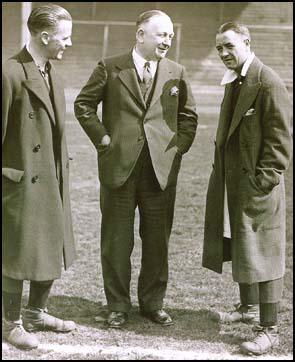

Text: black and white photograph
xmin=2 ymin=2 xmax=293 ymax=360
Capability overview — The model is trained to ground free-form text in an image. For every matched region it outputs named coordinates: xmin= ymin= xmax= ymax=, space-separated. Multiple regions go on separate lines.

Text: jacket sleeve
xmin=256 ymin=78 xmax=292 ymax=191
xmin=74 ymin=60 xmax=108 ymax=148
xmin=2 ymin=66 xmax=12 ymax=145
xmin=177 ymin=66 xmax=198 ymax=154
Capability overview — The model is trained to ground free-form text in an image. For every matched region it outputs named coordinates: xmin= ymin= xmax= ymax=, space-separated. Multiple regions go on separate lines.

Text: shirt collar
xmin=220 ymin=52 xmax=255 ymax=86
xmin=25 ymin=43 xmax=51 ymax=73
xmin=132 ymin=47 xmax=158 ymax=80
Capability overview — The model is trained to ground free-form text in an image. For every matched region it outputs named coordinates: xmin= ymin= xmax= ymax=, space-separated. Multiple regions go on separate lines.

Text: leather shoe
xmin=140 ymin=309 xmax=174 ymax=326
xmin=107 ymin=311 xmax=128 ymax=329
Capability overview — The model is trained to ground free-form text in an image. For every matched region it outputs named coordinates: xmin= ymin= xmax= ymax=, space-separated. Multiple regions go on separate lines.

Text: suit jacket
xmin=2 ymin=47 xmax=76 ymax=280
xmin=202 ymin=56 xmax=292 ymax=283
xmin=74 ymin=51 xmax=198 ymax=190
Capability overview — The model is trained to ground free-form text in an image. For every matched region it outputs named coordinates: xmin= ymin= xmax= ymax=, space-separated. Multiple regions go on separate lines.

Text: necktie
xmin=143 ymin=61 xmax=153 ymax=86
xmin=142 ymin=62 xmax=153 ymax=100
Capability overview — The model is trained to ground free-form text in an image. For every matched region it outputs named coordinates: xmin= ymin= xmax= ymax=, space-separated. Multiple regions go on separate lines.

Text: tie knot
xmin=144 ymin=61 xmax=150 ymax=69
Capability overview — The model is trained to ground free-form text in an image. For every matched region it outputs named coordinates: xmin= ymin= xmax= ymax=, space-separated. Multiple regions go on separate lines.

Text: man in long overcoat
xmin=202 ymin=22 xmax=292 ymax=355
xmin=2 ymin=4 xmax=76 ymax=350
xmin=75 ymin=10 xmax=198 ymax=328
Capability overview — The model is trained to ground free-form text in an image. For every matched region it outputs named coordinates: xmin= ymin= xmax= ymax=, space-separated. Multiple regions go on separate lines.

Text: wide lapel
xmin=117 ymin=52 xmax=146 ymax=109
xmin=216 ymin=84 xmax=233 ymax=146
xmin=149 ymin=58 xmax=172 ymax=108
xmin=20 ymin=48 xmax=56 ymax=124
xmin=225 ymin=57 xmax=262 ymax=144
xmin=48 ymin=62 xmax=66 ymax=137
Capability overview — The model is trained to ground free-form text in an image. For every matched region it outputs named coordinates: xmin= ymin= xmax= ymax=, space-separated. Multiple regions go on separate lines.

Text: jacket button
xmin=33 ymin=144 xmax=41 ymax=152
xmin=31 ymin=175 xmax=39 ymax=183
xmin=29 ymin=112 xmax=35 ymax=119
xmin=242 ymin=167 xmax=248 ymax=174
xmin=138 ymin=135 xmax=144 ymax=142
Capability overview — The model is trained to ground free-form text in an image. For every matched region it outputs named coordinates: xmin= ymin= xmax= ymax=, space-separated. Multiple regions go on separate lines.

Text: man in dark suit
xmin=75 ymin=10 xmax=198 ymax=328
xmin=202 ymin=22 xmax=292 ymax=355
xmin=2 ymin=4 xmax=76 ymax=350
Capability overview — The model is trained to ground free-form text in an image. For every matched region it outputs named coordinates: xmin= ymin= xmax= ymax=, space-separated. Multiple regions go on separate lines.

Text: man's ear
xmin=40 ymin=31 xmax=50 ymax=45
xmin=136 ymin=28 xmax=145 ymax=44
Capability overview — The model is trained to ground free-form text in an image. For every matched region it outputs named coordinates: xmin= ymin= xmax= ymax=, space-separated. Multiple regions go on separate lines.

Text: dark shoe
xmin=3 ymin=319 xmax=39 ymax=350
xmin=107 ymin=311 xmax=128 ymax=329
xmin=240 ymin=325 xmax=279 ymax=355
xmin=23 ymin=307 xmax=76 ymax=333
xmin=140 ymin=309 xmax=174 ymax=326
xmin=211 ymin=303 xmax=259 ymax=324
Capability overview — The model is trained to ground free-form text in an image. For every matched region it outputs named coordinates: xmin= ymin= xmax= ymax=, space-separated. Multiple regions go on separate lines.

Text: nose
xmin=163 ymin=36 xmax=172 ymax=47
xmin=220 ymin=48 xmax=229 ymax=57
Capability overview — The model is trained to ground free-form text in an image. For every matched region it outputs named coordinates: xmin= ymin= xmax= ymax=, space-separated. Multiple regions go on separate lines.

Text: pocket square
xmin=245 ymin=108 xmax=256 ymax=116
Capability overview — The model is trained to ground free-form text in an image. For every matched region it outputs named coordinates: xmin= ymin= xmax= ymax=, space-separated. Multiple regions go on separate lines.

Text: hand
xmin=100 ymin=135 xmax=111 ymax=146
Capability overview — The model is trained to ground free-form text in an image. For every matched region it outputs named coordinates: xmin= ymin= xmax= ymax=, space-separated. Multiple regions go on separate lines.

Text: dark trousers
xmin=100 ymin=143 xmax=176 ymax=313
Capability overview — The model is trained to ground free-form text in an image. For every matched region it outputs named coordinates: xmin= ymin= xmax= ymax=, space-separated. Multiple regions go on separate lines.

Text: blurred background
xmin=2 ymin=2 xmax=293 ymax=113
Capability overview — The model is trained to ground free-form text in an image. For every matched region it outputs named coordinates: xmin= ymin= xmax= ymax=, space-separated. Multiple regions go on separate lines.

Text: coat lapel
xmin=149 ymin=58 xmax=172 ymax=108
xmin=20 ymin=48 xmax=56 ymax=124
xmin=216 ymin=84 xmax=233 ymax=146
xmin=226 ymin=57 xmax=262 ymax=144
xmin=117 ymin=52 xmax=146 ymax=109
xmin=49 ymin=63 xmax=66 ymax=136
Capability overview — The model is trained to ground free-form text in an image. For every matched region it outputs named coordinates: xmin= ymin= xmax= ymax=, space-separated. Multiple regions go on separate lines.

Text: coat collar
xmin=224 ymin=56 xmax=263 ymax=145
xmin=18 ymin=47 xmax=65 ymax=132
xmin=116 ymin=51 xmax=172 ymax=109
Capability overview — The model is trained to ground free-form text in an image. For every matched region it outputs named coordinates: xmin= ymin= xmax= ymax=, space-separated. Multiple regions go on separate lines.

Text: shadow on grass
xmin=45 ymin=295 xmax=244 ymax=346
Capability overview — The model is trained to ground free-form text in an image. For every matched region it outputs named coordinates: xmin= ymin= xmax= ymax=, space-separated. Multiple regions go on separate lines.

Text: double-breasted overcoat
xmin=202 ymin=57 xmax=292 ymax=284
xmin=2 ymin=47 xmax=76 ymax=281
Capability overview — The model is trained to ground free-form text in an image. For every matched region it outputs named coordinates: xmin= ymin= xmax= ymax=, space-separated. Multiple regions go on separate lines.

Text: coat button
xmin=33 ymin=144 xmax=41 ymax=152
xmin=29 ymin=112 xmax=35 ymax=119
xmin=31 ymin=175 xmax=39 ymax=183
xmin=242 ymin=167 xmax=248 ymax=174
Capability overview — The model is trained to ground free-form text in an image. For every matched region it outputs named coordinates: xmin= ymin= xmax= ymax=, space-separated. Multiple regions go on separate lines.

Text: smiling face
xmin=136 ymin=15 xmax=174 ymax=61
xmin=216 ymin=29 xmax=250 ymax=71
xmin=42 ymin=20 xmax=72 ymax=60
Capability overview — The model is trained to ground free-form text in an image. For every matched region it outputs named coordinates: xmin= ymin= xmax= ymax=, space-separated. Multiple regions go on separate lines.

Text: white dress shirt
xmin=221 ymin=52 xmax=255 ymax=238
xmin=132 ymin=47 xmax=158 ymax=82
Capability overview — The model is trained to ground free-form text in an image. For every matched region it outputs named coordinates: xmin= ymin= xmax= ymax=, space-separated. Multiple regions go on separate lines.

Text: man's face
xmin=44 ymin=20 xmax=72 ymax=60
xmin=216 ymin=30 xmax=250 ymax=71
xmin=137 ymin=15 xmax=174 ymax=61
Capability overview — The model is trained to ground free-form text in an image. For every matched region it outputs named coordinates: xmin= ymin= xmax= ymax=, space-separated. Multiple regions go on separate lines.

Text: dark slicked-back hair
xmin=27 ymin=3 xmax=72 ymax=35
xmin=136 ymin=10 xmax=171 ymax=29
xmin=217 ymin=22 xmax=251 ymax=41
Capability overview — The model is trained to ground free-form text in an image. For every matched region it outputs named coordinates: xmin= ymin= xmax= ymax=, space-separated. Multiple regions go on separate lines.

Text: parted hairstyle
xmin=136 ymin=10 xmax=172 ymax=29
xmin=27 ymin=3 xmax=72 ymax=35
xmin=217 ymin=22 xmax=251 ymax=41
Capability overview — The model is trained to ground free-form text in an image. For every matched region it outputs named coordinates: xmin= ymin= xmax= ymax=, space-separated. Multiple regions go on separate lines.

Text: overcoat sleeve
xmin=177 ymin=67 xmax=198 ymax=154
xmin=256 ymin=78 xmax=292 ymax=191
xmin=74 ymin=60 xmax=108 ymax=148
xmin=2 ymin=67 xmax=12 ymax=144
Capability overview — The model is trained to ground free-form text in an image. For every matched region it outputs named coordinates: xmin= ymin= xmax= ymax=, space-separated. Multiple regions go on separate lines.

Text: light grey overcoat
xmin=2 ymin=47 xmax=76 ymax=281
xmin=202 ymin=57 xmax=292 ymax=284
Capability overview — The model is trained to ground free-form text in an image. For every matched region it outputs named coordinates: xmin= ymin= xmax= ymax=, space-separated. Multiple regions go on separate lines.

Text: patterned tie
xmin=142 ymin=61 xmax=153 ymax=100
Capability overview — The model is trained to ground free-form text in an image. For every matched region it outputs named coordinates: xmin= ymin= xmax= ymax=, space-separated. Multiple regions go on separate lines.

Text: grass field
xmin=2 ymin=101 xmax=293 ymax=359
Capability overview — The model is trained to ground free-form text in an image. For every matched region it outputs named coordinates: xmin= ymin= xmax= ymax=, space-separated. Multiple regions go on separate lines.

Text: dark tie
xmin=142 ymin=61 xmax=153 ymax=100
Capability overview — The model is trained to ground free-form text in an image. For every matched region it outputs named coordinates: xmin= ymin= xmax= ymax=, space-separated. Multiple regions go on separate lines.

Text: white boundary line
xmin=3 ymin=342 xmax=292 ymax=360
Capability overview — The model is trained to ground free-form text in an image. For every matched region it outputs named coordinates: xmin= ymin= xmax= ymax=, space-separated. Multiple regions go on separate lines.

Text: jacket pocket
xmin=2 ymin=168 xmax=24 ymax=183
